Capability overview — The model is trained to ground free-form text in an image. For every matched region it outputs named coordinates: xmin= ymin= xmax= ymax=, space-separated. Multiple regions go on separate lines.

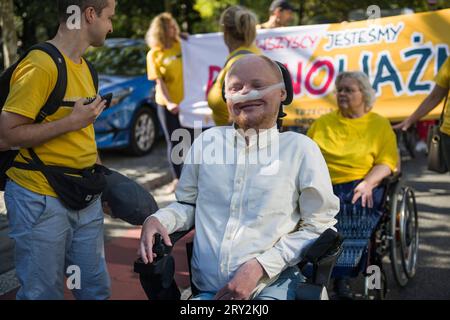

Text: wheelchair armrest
xmin=297 ymin=228 xmax=343 ymax=287
xmin=380 ymin=172 xmax=402 ymax=187
xmin=148 ymin=228 xmax=194 ymax=258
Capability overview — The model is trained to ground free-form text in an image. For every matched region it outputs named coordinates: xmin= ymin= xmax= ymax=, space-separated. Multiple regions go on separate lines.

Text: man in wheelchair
xmin=138 ymin=55 xmax=340 ymax=300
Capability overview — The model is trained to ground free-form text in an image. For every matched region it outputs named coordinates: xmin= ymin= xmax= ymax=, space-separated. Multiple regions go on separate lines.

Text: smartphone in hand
xmin=101 ymin=93 xmax=113 ymax=110
xmin=84 ymin=93 xmax=113 ymax=110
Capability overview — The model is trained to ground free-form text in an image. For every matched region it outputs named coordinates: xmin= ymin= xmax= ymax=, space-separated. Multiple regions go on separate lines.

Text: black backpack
xmin=0 ymin=42 xmax=98 ymax=191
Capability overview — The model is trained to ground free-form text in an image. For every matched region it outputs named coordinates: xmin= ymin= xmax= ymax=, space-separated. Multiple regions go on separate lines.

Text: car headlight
xmin=109 ymin=87 xmax=133 ymax=107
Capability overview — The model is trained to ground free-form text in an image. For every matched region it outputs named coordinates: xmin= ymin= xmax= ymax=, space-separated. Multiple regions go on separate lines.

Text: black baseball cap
xmin=102 ymin=170 xmax=159 ymax=226
xmin=270 ymin=0 xmax=296 ymax=12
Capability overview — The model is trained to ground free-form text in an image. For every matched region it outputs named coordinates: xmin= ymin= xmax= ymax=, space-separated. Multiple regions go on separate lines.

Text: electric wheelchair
xmin=133 ymin=59 xmax=347 ymax=300
xmin=134 ymin=227 xmax=343 ymax=300
xmin=133 ymin=171 xmax=418 ymax=301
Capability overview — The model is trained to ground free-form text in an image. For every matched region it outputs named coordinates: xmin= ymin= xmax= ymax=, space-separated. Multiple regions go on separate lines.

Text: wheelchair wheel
xmin=388 ymin=182 xmax=409 ymax=287
xmin=400 ymin=187 xmax=419 ymax=279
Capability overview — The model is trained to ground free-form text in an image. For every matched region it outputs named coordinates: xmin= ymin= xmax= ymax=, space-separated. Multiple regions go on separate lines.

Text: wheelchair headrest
xmin=276 ymin=61 xmax=293 ymax=105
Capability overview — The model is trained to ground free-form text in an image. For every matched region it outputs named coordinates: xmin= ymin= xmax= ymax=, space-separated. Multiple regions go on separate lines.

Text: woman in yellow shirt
xmin=146 ymin=13 xmax=184 ymax=189
xmin=307 ymin=71 xmax=398 ymax=299
xmin=308 ymin=71 xmax=398 ymax=209
xmin=207 ymin=6 xmax=261 ymax=126
xmin=395 ymin=56 xmax=450 ymax=170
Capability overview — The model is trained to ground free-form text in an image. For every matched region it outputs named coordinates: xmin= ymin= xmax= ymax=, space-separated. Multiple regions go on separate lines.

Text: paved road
xmin=385 ymin=154 xmax=450 ymax=299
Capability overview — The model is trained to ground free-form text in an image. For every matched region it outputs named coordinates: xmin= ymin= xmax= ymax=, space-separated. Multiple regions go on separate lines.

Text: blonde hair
xmin=145 ymin=12 xmax=180 ymax=49
xmin=220 ymin=6 xmax=257 ymax=48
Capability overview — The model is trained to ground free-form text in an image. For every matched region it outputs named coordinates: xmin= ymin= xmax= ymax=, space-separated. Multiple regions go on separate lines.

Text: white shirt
xmin=153 ymin=125 xmax=339 ymax=296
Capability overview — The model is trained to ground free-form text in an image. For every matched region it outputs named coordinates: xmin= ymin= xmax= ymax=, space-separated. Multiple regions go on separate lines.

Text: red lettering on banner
xmin=283 ymin=60 xmax=335 ymax=97
xmin=305 ymin=60 xmax=335 ymax=95
xmin=290 ymin=62 xmax=302 ymax=95
xmin=206 ymin=65 xmax=222 ymax=99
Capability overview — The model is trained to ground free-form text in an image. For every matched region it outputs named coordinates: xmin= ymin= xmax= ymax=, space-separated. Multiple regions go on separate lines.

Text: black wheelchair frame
xmin=134 ymin=228 xmax=343 ymax=300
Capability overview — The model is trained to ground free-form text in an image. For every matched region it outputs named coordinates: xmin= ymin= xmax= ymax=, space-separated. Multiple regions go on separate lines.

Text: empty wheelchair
xmin=331 ymin=172 xmax=419 ymax=300
xmin=134 ymin=228 xmax=343 ymax=300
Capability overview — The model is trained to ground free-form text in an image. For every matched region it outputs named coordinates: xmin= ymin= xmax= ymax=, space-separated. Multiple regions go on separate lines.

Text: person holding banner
xmin=307 ymin=71 xmax=398 ymax=299
xmin=394 ymin=57 xmax=450 ymax=169
xmin=207 ymin=5 xmax=261 ymax=126
xmin=146 ymin=13 xmax=185 ymax=192
xmin=257 ymin=0 xmax=296 ymax=29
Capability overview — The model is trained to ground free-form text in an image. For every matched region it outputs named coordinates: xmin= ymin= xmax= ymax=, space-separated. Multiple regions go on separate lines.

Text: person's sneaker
xmin=334 ymin=278 xmax=353 ymax=300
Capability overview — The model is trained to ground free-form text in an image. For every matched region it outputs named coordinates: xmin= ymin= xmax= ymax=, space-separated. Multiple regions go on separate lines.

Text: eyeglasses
xmin=335 ymin=87 xmax=361 ymax=94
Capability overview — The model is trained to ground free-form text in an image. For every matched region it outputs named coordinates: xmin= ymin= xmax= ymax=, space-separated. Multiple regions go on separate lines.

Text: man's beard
xmin=233 ymin=108 xmax=278 ymax=131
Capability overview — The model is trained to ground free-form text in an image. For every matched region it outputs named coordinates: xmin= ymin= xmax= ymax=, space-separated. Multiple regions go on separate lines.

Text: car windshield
xmin=84 ymin=44 xmax=147 ymax=76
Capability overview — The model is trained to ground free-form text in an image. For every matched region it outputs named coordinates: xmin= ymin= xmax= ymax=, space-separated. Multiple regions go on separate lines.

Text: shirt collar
xmin=230 ymin=124 xmax=279 ymax=149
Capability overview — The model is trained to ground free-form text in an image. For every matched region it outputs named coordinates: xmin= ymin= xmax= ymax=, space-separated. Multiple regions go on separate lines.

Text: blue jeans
xmin=4 ymin=180 xmax=111 ymax=300
xmin=191 ymin=266 xmax=303 ymax=300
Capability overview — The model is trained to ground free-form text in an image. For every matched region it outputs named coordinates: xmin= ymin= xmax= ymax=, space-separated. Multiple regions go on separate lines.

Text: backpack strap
xmin=27 ymin=42 xmax=68 ymax=123
xmin=0 ymin=42 xmax=68 ymax=120
xmin=6 ymin=44 xmax=100 ymax=174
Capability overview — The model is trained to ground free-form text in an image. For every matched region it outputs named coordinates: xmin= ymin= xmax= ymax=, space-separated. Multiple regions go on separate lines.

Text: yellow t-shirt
xmin=4 ymin=49 xmax=98 ymax=197
xmin=147 ymin=41 xmax=184 ymax=106
xmin=434 ymin=56 xmax=450 ymax=135
xmin=207 ymin=45 xmax=261 ymax=126
xmin=307 ymin=110 xmax=398 ymax=185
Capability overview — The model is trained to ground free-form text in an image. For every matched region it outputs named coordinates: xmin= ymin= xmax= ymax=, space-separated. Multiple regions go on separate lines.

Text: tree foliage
xmin=2 ymin=0 xmax=450 ymax=60
xmin=0 ymin=0 xmax=18 ymax=67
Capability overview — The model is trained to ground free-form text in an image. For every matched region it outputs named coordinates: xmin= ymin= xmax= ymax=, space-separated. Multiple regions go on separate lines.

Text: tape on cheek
xmin=225 ymin=82 xmax=285 ymax=104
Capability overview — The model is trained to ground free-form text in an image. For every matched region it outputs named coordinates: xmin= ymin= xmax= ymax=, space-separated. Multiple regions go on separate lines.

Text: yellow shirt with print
xmin=307 ymin=110 xmax=398 ymax=185
xmin=207 ymin=45 xmax=261 ymax=126
xmin=434 ymin=56 xmax=450 ymax=136
xmin=147 ymin=41 xmax=184 ymax=106
xmin=4 ymin=49 xmax=98 ymax=197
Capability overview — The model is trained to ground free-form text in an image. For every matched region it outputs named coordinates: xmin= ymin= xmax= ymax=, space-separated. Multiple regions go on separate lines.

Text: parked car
xmin=84 ymin=38 xmax=160 ymax=156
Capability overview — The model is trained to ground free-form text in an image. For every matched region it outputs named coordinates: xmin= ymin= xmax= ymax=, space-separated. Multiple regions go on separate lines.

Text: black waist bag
xmin=16 ymin=149 xmax=110 ymax=211
xmin=42 ymin=164 xmax=109 ymax=210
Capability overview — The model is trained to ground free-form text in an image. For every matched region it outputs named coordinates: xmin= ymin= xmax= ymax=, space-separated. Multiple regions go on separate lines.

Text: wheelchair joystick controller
xmin=153 ymin=234 xmax=171 ymax=260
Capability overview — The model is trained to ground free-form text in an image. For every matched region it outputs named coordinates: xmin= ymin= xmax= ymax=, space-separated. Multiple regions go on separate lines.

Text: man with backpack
xmin=0 ymin=0 xmax=115 ymax=299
